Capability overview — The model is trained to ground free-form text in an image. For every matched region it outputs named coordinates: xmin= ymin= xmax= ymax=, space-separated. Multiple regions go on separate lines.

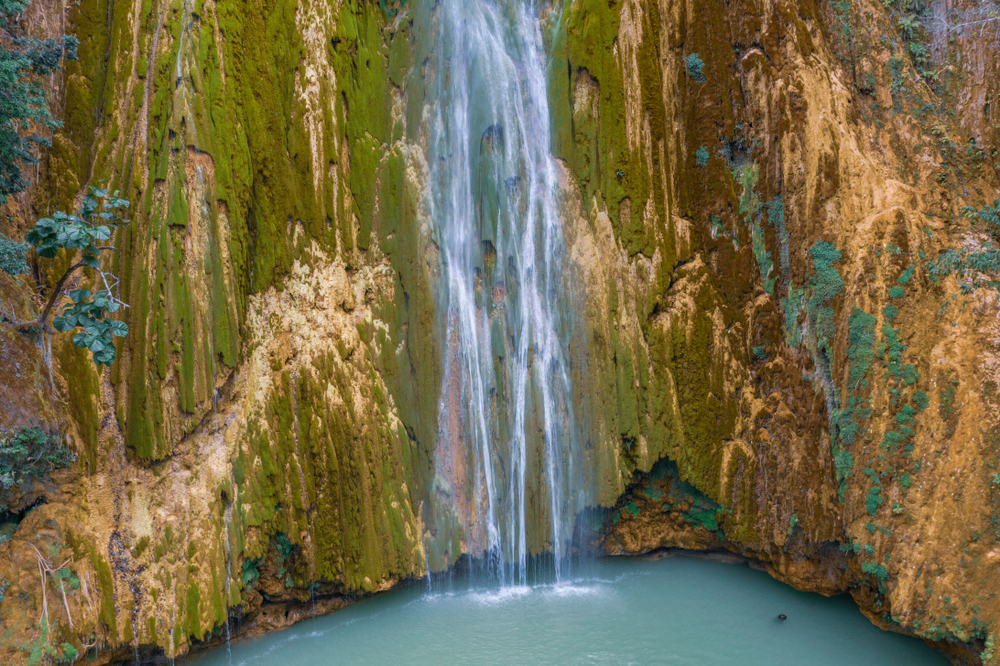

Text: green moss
xmin=94 ymin=553 xmax=117 ymax=641
xmin=185 ymin=582 xmax=201 ymax=641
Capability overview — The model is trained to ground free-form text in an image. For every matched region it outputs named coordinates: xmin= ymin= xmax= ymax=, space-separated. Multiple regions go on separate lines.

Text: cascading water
xmin=422 ymin=0 xmax=582 ymax=584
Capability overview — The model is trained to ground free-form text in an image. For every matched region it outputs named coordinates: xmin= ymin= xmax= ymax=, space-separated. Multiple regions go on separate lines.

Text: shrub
xmin=0 ymin=426 xmax=74 ymax=492
xmin=866 ymin=485 xmax=885 ymax=516
xmin=0 ymin=233 xmax=27 ymax=275
xmin=0 ymin=0 xmax=78 ymax=204
xmin=787 ymin=514 xmax=799 ymax=538
xmin=686 ymin=54 xmax=706 ymax=84
xmin=862 ymin=561 xmax=889 ymax=581
xmin=807 ymin=241 xmax=844 ymax=349
xmin=695 ymin=146 xmax=709 ymax=167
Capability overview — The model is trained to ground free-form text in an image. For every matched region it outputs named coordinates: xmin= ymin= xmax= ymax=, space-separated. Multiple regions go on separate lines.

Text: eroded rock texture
xmin=0 ymin=0 xmax=998 ymax=663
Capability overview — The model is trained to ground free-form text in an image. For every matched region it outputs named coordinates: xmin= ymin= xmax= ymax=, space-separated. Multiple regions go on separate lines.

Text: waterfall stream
xmin=422 ymin=0 xmax=581 ymax=583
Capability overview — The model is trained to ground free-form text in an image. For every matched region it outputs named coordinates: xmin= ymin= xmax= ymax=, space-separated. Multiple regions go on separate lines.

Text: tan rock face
xmin=0 ymin=0 xmax=998 ymax=663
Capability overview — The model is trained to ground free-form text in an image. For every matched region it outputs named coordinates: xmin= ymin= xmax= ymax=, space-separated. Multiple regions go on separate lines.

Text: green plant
xmin=787 ymin=513 xmax=799 ymax=538
xmin=241 ymin=558 xmax=262 ymax=588
xmin=275 ymin=533 xmax=295 ymax=560
xmin=695 ymin=146 xmax=709 ymax=167
xmin=928 ymin=201 xmax=1000 ymax=294
xmin=807 ymin=241 xmax=845 ymax=349
xmin=866 ymin=485 xmax=885 ymax=516
xmin=6 ymin=189 xmax=131 ymax=367
xmin=898 ymin=14 xmax=921 ymax=41
xmin=0 ymin=426 xmax=74 ymax=494
xmin=0 ymin=233 xmax=27 ymax=276
xmin=0 ymin=0 xmax=78 ymax=203
xmin=686 ymin=53 xmax=706 ymax=84
xmin=862 ymin=561 xmax=889 ymax=580
xmin=983 ymin=632 xmax=996 ymax=664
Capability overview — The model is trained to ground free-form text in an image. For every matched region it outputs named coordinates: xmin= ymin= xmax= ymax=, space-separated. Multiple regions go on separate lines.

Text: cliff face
xmin=0 ymin=0 xmax=998 ymax=663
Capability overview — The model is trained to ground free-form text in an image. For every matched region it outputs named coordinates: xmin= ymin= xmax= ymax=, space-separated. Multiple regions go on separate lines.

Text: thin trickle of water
xmin=423 ymin=0 xmax=582 ymax=584
xmin=419 ymin=504 xmax=433 ymax=593
xmin=223 ymin=495 xmax=233 ymax=666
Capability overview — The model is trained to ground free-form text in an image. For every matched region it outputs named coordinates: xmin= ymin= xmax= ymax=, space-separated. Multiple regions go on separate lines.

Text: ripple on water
xmin=184 ymin=557 xmax=949 ymax=666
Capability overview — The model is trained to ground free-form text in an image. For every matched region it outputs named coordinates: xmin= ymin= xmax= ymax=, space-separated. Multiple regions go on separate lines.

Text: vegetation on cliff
xmin=0 ymin=0 xmax=77 ymax=203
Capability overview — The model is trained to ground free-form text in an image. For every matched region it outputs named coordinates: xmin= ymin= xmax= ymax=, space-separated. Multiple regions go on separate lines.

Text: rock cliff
xmin=0 ymin=0 xmax=998 ymax=663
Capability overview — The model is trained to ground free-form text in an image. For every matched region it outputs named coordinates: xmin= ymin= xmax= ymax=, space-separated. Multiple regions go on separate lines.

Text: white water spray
xmin=424 ymin=0 xmax=581 ymax=584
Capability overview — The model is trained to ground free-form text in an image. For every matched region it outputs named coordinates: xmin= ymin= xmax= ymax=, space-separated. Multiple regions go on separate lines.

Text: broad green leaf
xmin=69 ymin=289 xmax=91 ymax=303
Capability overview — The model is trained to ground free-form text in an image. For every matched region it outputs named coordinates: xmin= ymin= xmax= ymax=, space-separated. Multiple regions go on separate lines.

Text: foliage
xmin=275 ymin=533 xmax=294 ymax=560
xmin=833 ymin=308 xmax=877 ymax=474
xmin=241 ymin=558 xmax=262 ymax=588
xmin=0 ymin=426 xmax=74 ymax=492
xmin=685 ymin=53 xmax=706 ymax=84
xmin=733 ymin=163 xmax=775 ymax=294
xmin=378 ymin=0 xmax=406 ymax=18
xmin=807 ymin=241 xmax=844 ymax=350
xmin=787 ymin=513 xmax=799 ymax=538
xmin=983 ymin=632 xmax=996 ymax=664
xmin=767 ymin=197 xmax=789 ymax=280
xmin=928 ymin=201 xmax=1000 ymax=294
xmin=862 ymin=561 xmax=890 ymax=581
xmin=0 ymin=232 xmax=27 ymax=276
xmin=18 ymin=188 xmax=131 ymax=367
xmin=695 ymin=146 xmax=709 ymax=167
xmin=866 ymin=485 xmax=885 ymax=516
xmin=0 ymin=0 xmax=78 ymax=203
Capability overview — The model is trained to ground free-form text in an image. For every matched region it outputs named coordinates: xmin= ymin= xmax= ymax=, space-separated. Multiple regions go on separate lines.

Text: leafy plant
xmin=6 ymin=188 xmax=131 ymax=367
xmin=0 ymin=0 xmax=78 ymax=203
xmin=897 ymin=14 xmax=921 ymax=41
xmin=0 ymin=233 xmax=27 ymax=276
xmin=695 ymin=146 xmax=709 ymax=167
xmin=928 ymin=201 xmax=1000 ymax=294
xmin=0 ymin=426 xmax=74 ymax=493
xmin=685 ymin=53 xmax=706 ymax=84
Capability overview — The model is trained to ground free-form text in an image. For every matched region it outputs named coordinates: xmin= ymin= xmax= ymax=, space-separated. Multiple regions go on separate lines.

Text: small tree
xmin=6 ymin=187 xmax=131 ymax=367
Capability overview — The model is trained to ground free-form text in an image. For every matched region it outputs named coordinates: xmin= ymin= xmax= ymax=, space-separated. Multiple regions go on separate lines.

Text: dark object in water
xmin=778 ymin=614 xmax=787 ymax=621
xmin=482 ymin=124 xmax=504 ymax=147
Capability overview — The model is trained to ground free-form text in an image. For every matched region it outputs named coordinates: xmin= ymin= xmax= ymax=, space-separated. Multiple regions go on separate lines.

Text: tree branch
xmin=32 ymin=260 xmax=86 ymax=334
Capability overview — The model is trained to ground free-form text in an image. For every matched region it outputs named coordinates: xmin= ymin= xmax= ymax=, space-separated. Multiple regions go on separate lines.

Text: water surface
xmin=188 ymin=556 xmax=947 ymax=665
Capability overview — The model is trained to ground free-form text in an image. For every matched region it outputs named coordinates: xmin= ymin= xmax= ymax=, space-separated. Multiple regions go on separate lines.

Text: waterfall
xmin=422 ymin=0 xmax=581 ymax=584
